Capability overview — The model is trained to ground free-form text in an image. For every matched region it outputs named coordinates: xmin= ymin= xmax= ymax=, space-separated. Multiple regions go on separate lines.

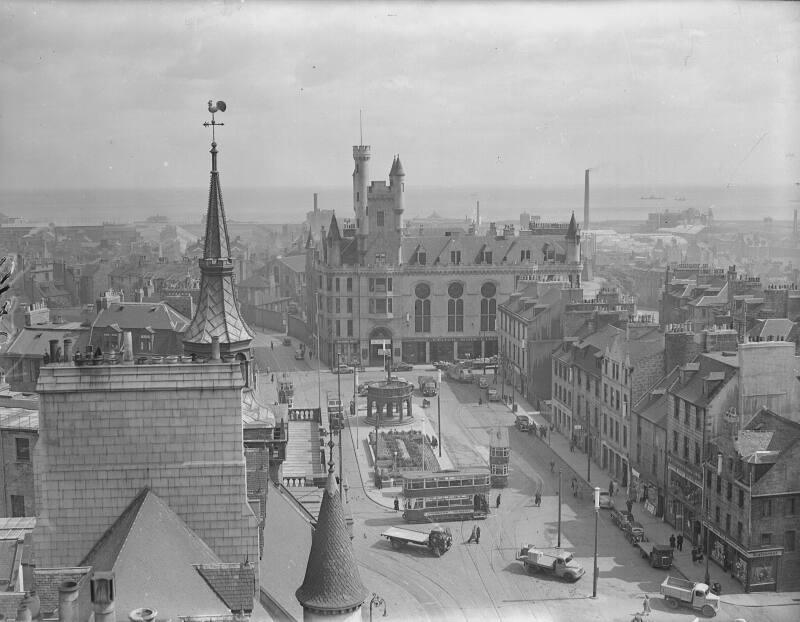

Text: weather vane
xmin=204 ymin=100 xmax=227 ymax=142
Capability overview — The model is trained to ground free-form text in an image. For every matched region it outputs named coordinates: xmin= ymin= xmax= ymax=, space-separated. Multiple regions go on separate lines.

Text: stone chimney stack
xmin=49 ymin=339 xmax=59 ymax=362
xmin=91 ymin=571 xmax=116 ymax=622
xmin=123 ymin=331 xmax=134 ymax=363
xmin=58 ymin=579 xmax=80 ymax=622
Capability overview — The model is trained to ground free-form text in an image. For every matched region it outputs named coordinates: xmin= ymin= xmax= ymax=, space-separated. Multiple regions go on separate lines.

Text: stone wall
xmin=33 ymin=362 xmax=258 ymax=568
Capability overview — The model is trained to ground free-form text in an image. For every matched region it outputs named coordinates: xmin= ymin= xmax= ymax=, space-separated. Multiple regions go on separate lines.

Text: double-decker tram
xmin=401 ymin=469 xmax=491 ymax=523
xmin=489 ymin=427 xmax=510 ymax=487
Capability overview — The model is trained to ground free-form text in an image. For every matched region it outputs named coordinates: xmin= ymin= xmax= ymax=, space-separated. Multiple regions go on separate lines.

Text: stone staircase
xmin=283 ymin=420 xmax=324 ymax=487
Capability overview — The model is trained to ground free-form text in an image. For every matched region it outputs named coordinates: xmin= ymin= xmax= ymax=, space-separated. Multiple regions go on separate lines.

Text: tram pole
xmin=593 ymin=487 xmax=600 ymax=598
xmin=337 ymin=350 xmax=343 ymax=497
xmin=437 ymin=369 xmax=442 ymax=458
xmin=557 ymin=469 xmax=562 ymax=548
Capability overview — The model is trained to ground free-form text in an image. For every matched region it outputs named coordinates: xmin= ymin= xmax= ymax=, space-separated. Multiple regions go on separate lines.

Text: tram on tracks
xmin=401 ymin=469 xmax=491 ymax=523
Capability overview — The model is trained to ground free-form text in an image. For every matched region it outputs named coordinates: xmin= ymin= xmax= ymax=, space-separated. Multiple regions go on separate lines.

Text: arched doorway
xmin=368 ymin=327 xmax=394 ymax=367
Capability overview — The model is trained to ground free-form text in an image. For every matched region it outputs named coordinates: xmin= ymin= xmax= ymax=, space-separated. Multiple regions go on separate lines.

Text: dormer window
xmin=450 ymin=250 xmax=461 ymax=265
xmin=483 ymin=250 xmax=493 ymax=264
xmin=520 ymin=249 xmax=531 ymax=262
xmin=417 ymin=251 xmax=427 ymax=265
xmin=377 ymin=211 xmax=385 ymax=227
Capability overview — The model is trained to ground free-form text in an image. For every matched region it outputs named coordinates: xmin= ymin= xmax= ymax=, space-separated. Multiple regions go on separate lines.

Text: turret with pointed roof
xmin=183 ymin=139 xmax=255 ymax=358
xmin=296 ymin=462 xmax=367 ymax=619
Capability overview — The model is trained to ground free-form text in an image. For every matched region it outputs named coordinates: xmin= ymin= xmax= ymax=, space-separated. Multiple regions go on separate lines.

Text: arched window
xmin=480 ymin=282 xmax=497 ymax=331
xmin=447 ymin=282 xmax=464 ymax=332
xmin=414 ymin=283 xmax=431 ymax=333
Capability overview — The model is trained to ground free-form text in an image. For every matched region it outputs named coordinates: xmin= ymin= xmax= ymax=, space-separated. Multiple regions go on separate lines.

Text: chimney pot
xmin=123 ymin=331 xmax=134 ymax=363
xmin=49 ymin=339 xmax=59 ymax=362
xmin=128 ymin=608 xmax=157 ymax=622
xmin=59 ymin=579 xmax=80 ymax=622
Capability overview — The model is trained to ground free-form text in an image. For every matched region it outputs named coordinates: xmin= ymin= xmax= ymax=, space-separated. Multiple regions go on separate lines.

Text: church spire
xmin=184 ymin=101 xmax=255 ymax=359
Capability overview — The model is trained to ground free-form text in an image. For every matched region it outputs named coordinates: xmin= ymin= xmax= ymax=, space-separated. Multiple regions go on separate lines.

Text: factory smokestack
xmin=477 ymin=201 xmax=480 ymax=228
xmin=794 ymin=208 xmax=797 ymax=237
xmin=583 ymin=169 xmax=590 ymax=231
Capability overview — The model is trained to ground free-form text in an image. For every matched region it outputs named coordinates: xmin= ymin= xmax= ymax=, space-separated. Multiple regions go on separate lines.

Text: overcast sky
xmin=1 ymin=0 xmax=798 ymax=191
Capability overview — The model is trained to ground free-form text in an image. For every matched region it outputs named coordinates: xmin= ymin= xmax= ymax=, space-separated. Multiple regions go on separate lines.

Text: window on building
xmin=375 ymin=252 xmax=386 ymax=264
xmin=10 ymin=495 xmax=25 ymax=518
xmin=737 ymin=521 xmax=743 ymax=542
xmin=786 ymin=497 xmax=797 ymax=516
xmin=615 ymin=420 xmax=619 ymax=442
xmin=604 ymin=384 xmax=608 ymax=403
xmin=139 ymin=334 xmax=153 ymax=353
xmin=327 ymin=277 xmax=333 ymax=291
xmin=674 ymin=397 xmax=680 ymax=420
xmin=715 ymin=506 xmax=720 ymax=524
xmin=726 ymin=482 xmax=732 ymax=501
xmin=327 ymin=297 xmax=332 ymax=313
xmin=696 ymin=408 xmax=702 ymax=430
xmin=637 ymin=419 xmax=642 ymax=438
xmin=483 ymin=250 xmax=493 ymax=264
xmin=347 ymin=319 xmax=353 ymax=337
xmin=346 ymin=277 xmax=353 ymax=292
xmin=739 ymin=488 xmax=744 ymax=508
xmin=450 ymin=250 xmax=461 ymax=265
xmin=652 ymin=452 xmax=657 ymax=474
xmin=786 ymin=531 xmax=796 ymax=552
xmin=15 ymin=438 xmax=30 ymax=462
xmin=684 ymin=401 xmax=690 ymax=425
xmin=377 ymin=211 xmax=385 ymax=227
xmin=725 ymin=513 xmax=731 ymax=534
xmin=335 ymin=298 xmax=340 ymax=314
xmin=447 ymin=282 xmax=464 ymax=332
xmin=603 ymin=413 xmax=608 ymax=435
xmin=716 ymin=473 xmax=722 ymax=494
xmin=623 ymin=425 xmax=627 ymax=448
xmin=636 ymin=443 xmax=641 ymax=462
xmin=615 ymin=390 xmax=620 ymax=411
xmin=520 ymin=249 xmax=531 ymax=262
xmin=673 ymin=430 xmax=678 ymax=453
xmin=760 ymin=533 xmax=772 ymax=546
xmin=761 ymin=499 xmax=773 ymax=518
xmin=683 ymin=435 xmax=689 ymax=460
xmin=695 ymin=442 xmax=701 ymax=465
xmin=335 ymin=320 xmax=341 ymax=337
xmin=347 ymin=298 xmax=353 ymax=313
xmin=480 ymin=282 xmax=497 ymax=331
xmin=335 ymin=277 xmax=340 ymax=292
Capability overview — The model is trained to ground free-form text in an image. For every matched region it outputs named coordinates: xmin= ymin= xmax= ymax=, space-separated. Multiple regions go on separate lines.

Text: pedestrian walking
xmin=534 ymin=492 xmax=541 ymax=507
xmin=467 ymin=524 xmax=477 ymax=543
xmin=608 ymin=480 xmax=615 ymax=496
xmin=669 ymin=534 xmax=676 ymax=549
xmin=496 ymin=493 xmax=501 ymax=508
xmin=642 ymin=593 xmax=651 ymax=616
xmin=569 ymin=439 xmax=575 ymax=453
xmin=393 ymin=496 xmax=399 ymax=511
xmin=270 ymin=342 xmax=274 ymax=350
xmin=271 ymin=374 xmax=274 ymax=383
xmin=626 ymin=498 xmax=633 ymax=513
xmin=475 ymin=526 xmax=481 ymax=544
xmin=676 ymin=534 xmax=684 ymax=551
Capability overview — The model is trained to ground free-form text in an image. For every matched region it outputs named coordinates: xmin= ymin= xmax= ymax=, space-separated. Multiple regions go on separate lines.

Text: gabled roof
xmin=195 ymin=563 xmax=255 ymax=613
xmin=747 ymin=318 xmax=795 ymax=341
xmin=672 ymin=353 xmax=738 ymax=406
xmin=79 ymin=488 xmax=249 ymax=619
xmin=2 ymin=323 xmax=90 ymax=358
xmin=635 ymin=367 xmax=680 ymax=426
xmin=295 ymin=472 xmax=367 ymax=612
xmin=93 ymin=302 xmax=190 ymax=333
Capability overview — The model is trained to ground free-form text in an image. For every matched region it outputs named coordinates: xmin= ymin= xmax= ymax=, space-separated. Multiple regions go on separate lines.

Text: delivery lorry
xmin=659 ymin=576 xmax=720 ymax=617
xmin=418 ymin=375 xmax=439 ymax=397
xmin=636 ymin=542 xmax=673 ymax=569
xmin=516 ymin=546 xmax=585 ymax=582
xmin=381 ymin=525 xmax=453 ymax=557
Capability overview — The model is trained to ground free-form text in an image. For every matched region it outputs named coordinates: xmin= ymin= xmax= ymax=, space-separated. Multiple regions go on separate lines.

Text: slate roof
xmin=2 ymin=323 xmax=90 ymax=358
xmin=634 ymin=367 xmax=680 ymax=426
xmin=241 ymin=387 xmax=276 ymax=427
xmin=203 ymin=145 xmax=232 ymax=260
xmin=92 ymin=302 xmax=190 ymax=332
xmin=278 ymin=254 xmax=307 ymax=273
xmin=0 ymin=517 xmax=36 ymax=541
xmin=0 ymin=407 xmax=38 ymax=430
xmin=79 ymin=488 xmax=252 ymax=620
xmin=747 ymin=318 xmax=795 ymax=341
xmin=672 ymin=353 xmax=738 ymax=406
xmin=195 ymin=563 xmax=255 ymax=613
xmin=295 ymin=472 xmax=367 ymax=612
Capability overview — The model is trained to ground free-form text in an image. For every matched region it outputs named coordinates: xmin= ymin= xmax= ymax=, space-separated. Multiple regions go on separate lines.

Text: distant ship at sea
xmin=640 ymin=194 xmax=665 ymax=200
xmin=674 ymin=195 xmax=687 ymax=201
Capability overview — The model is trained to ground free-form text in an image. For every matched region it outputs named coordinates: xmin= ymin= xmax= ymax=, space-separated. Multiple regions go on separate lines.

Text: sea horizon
xmin=1 ymin=183 xmax=798 ymax=226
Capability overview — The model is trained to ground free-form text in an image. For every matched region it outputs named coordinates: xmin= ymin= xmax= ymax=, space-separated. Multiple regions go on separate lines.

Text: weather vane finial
xmin=204 ymin=100 xmax=227 ymax=142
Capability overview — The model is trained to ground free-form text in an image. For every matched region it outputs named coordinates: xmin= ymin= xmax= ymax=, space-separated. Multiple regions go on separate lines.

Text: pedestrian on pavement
xmin=475 ymin=525 xmax=481 ymax=544
xmin=271 ymin=374 xmax=274 ymax=383
xmin=394 ymin=496 xmax=399 ymax=511
xmin=496 ymin=493 xmax=501 ymax=508
xmin=467 ymin=525 xmax=477 ymax=543
xmin=676 ymin=534 xmax=684 ymax=551
xmin=642 ymin=593 xmax=651 ymax=616
xmin=626 ymin=498 xmax=633 ymax=513
xmin=569 ymin=439 xmax=575 ymax=453
xmin=608 ymin=480 xmax=615 ymax=496
xmin=535 ymin=492 xmax=541 ymax=507
xmin=270 ymin=342 xmax=274 ymax=350
xmin=669 ymin=534 xmax=676 ymax=549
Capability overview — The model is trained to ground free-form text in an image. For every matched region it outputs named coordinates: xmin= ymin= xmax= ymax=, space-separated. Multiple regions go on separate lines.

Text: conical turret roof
xmin=327 ymin=212 xmax=342 ymax=242
xmin=566 ymin=211 xmax=579 ymax=239
xmin=203 ymin=145 xmax=232 ymax=259
xmin=393 ymin=155 xmax=405 ymax=177
xmin=295 ymin=472 xmax=367 ymax=613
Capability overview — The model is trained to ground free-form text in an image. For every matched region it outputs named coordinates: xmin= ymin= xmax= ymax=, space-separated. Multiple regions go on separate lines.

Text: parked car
xmin=597 ymin=491 xmax=614 ymax=509
xmin=391 ymin=361 xmax=414 ymax=372
xmin=611 ymin=508 xmax=634 ymax=528
xmin=282 ymin=337 xmax=292 ymax=346
xmin=487 ymin=388 xmax=500 ymax=402
xmin=334 ymin=364 xmax=354 ymax=374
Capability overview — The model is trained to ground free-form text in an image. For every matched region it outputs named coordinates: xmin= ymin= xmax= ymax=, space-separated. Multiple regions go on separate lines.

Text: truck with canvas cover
xmin=659 ymin=576 xmax=719 ymax=617
xmin=418 ymin=375 xmax=439 ymax=396
xmin=516 ymin=546 xmax=585 ymax=582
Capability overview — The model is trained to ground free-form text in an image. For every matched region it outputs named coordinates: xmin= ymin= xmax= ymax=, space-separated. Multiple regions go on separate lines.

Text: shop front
xmin=706 ymin=524 xmax=782 ymax=593
xmin=666 ymin=465 xmax=701 ymax=543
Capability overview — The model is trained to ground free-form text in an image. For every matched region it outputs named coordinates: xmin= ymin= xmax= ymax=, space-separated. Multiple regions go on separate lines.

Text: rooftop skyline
xmin=0 ymin=1 xmax=798 ymax=192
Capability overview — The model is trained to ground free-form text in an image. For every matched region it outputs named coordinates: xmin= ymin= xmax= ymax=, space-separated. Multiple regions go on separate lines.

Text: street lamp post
xmin=557 ymin=469 xmax=562 ymax=548
xmin=437 ymin=369 xmax=442 ymax=458
xmin=336 ymin=350 xmax=343 ymax=497
xmin=593 ymin=487 xmax=600 ymax=598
